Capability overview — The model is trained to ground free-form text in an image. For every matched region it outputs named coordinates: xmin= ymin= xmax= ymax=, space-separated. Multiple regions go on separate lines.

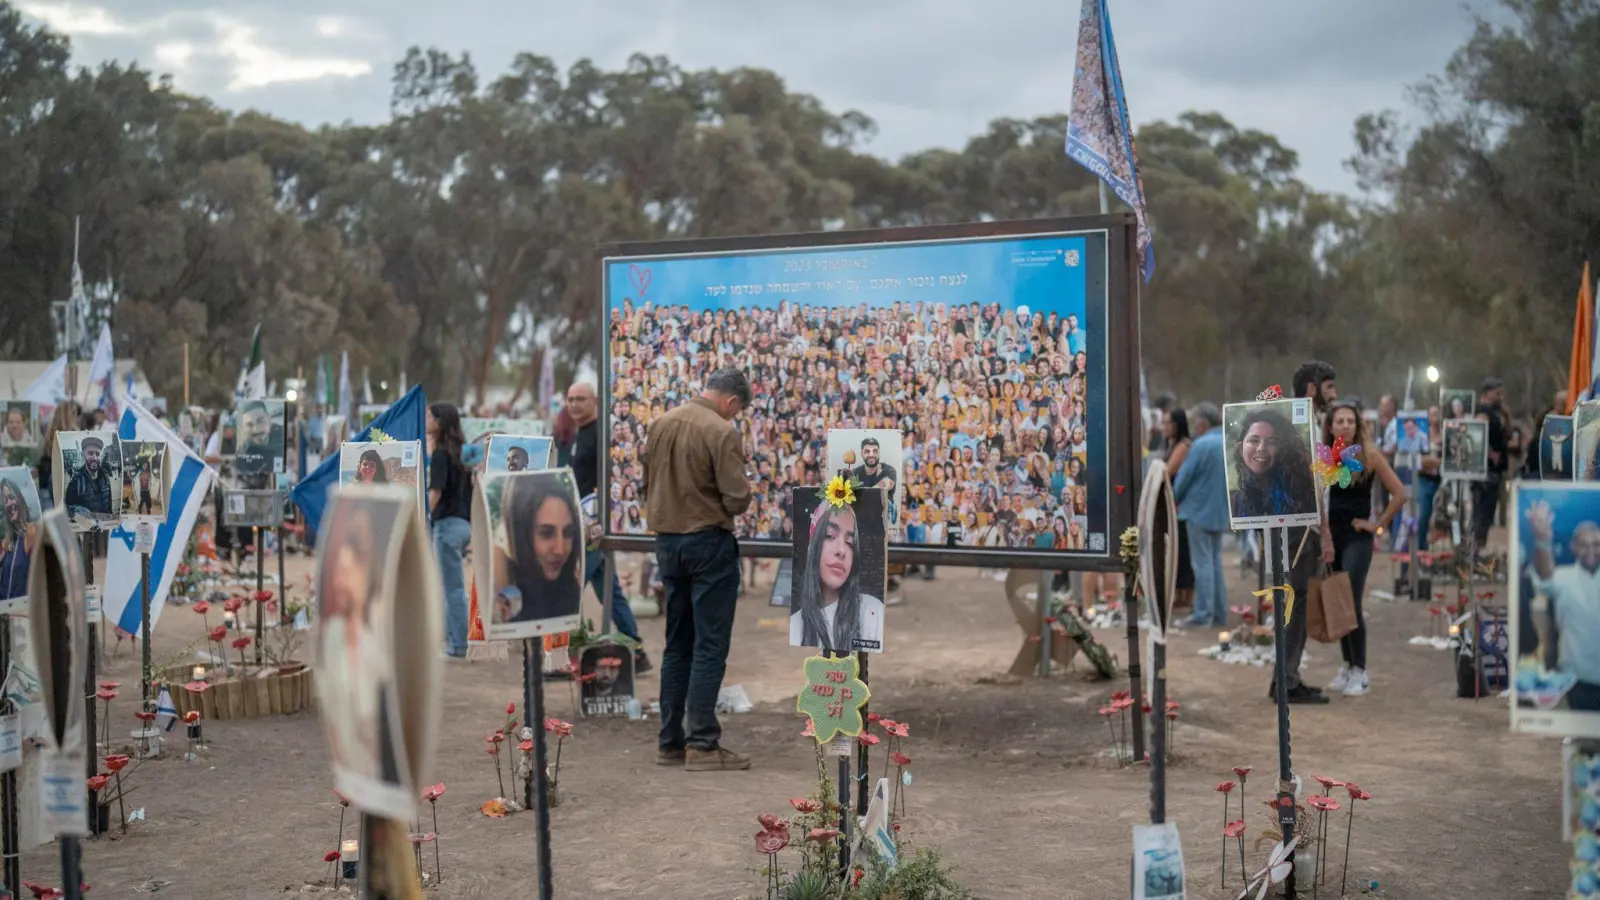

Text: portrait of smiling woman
xmin=487 ymin=468 xmax=584 ymax=638
xmin=790 ymin=486 xmax=887 ymax=653
xmin=1222 ymin=399 xmax=1320 ymax=529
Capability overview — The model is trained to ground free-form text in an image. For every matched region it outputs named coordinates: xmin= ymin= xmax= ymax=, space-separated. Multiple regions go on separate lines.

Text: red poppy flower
xmin=1112 ymin=690 xmax=1131 ymax=702
xmin=208 ymin=626 xmax=226 ymax=642
xmin=182 ymin=711 xmax=200 ymax=724
xmin=791 ymin=798 xmax=822 ymax=813
xmin=1343 ymin=781 xmax=1363 ymax=799
xmin=518 ymin=740 xmax=533 ymax=752
xmin=858 ymin=733 xmax=881 ymax=747
xmin=545 ymin=719 xmax=574 ymax=737
xmin=1043 ymin=616 xmax=1057 ymax=624
xmin=505 ymin=702 xmax=516 ymax=715
xmin=487 ymin=731 xmax=505 ymax=744
xmin=253 ymin=590 xmax=274 ymax=603
xmin=1216 ymin=781 xmax=1236 ymax=794
xmin=1313 ymin=775 xmax=1344 ymax=791
xmin=1242 ymin=612 xmax=1257 ymax=623
xmin=184 ymin=680 xmax=209 ymax=693
xmin=1354 ymin=790 xmax=1371 ymax=801
xmin=94 ymin=688 xmax=117 ymax=701
xmin=22 ymin=881 xmax=59 ymax=900
xmin=485 ymin=744 xmax=499 ymax=756
xmin=103 ymin=755 xmax=131 ymax=773
xmin=891 ymin=751 xmax=911 ymax=766
xmin=86 ymin=775 xmax=110 ymax=792
xmin=866 ymin=713 xmax=881 ymax=723
xmin=1166 ymin=710 xmax=1179 ymax=721
xmin=323 ymin=850 xmax=340 ymax=863
xmin=97 ymin=680 xmax=120 ymax=690
xmin=806 ymin=827 xmax=842 ymax=842
xmin=192 ymin=601 xmax=211 ymax=615
xmin=1165 ymin=700 xmax=1180 ymax=711
xmin=223 ymin=597 xmax=244 ymax=613
xmin=755 ymin=830 xmax=790 ymax=854
xmin=1223 ymin=819 xmax=1246 ymax=839
xmin=801 ymin=720 xmax=815 ymax=738
xmin=1098 ymin=706 xmax=1115 ymax=717
xmin=423 ymin=783 xmax=447 ymax=801
xmin=134 ymin=711 xmax=156 ymax=723
xmin=892 ymin=822 xmax=901 ymax=834
xmin=335 ymin=791 xmax=351 ymax=807
xmin=852 ymin=865 xmax=865 ymax=889
xmin=756 ymin=814 xmax=787 ymax=832
xmin=1309 ymin=795 xmax=1343 ymax=812
xmin=889 ymin=723 xmax=909 ymax=739
xmin=231 ymin=636 xmax=253 ymax=650
xmin=878 ymin=718 xmax=898 ymax=731
xmin=1141 ymin=703 xmax=1153 ymax=714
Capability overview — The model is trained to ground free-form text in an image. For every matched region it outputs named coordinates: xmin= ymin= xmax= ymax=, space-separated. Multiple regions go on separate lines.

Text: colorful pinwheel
xmin=1314 ymin=437 xmax=1366 ymax=488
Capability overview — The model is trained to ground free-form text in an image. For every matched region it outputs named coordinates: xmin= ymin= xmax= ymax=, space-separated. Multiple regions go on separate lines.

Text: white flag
xmin=338 ymin=351 xmax=353 ymax=421
xmin=21 ymin=355 xmax=68 ymax=413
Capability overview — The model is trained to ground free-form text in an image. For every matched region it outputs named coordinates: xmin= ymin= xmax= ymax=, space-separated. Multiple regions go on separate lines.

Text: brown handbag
xmin=1308 ymin=568 xmax=1359 ymax=643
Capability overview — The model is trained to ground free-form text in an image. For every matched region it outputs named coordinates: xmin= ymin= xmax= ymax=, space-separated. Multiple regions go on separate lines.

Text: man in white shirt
xmin=1524 ymin=499 xmax=1600 ymax=711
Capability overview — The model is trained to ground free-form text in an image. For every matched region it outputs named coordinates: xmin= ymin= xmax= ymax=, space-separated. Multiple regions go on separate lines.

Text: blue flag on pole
xmin=290 ymin=384 xmax=428 ymax=532
xmin=1065 ymin=0 xmax=1155 ymax=282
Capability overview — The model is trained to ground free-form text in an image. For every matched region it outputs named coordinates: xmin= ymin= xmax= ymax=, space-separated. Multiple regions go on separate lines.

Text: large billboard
xmin=599 ymin=216 xmax=1141 ymax=568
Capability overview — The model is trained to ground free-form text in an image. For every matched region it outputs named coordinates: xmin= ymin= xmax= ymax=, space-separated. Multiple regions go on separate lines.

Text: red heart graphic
xmin=1277 ymin=518 xmax=1286 ymax=524
xmin=1114 ymin=484 xmax=1125 ymax=495
xmin=628 ymin=264 xmax=652 ymax=297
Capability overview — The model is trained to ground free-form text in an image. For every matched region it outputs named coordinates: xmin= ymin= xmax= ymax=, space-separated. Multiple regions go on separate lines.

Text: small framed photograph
xmin=1510 ymin=481 xmax=1600 ymax=738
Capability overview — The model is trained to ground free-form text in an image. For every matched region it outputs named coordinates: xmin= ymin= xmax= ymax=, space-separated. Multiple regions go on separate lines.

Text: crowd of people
xmin=605 ymin=298 xmax=1105 ymax=553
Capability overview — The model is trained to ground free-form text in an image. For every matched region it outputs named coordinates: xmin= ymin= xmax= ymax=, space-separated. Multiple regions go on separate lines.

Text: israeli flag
xmin=104 ymin=402 xmax=218 ymax=638
xmin=156 ymin=686 xmax=179 ymax=732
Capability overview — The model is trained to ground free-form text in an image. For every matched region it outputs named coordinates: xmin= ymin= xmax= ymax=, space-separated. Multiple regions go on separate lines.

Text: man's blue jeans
xmin=1187 ymin=521 xmax=1227 ymax=627
xmin=584 ymin=549 xmax=640 ymax=642
xmin=655 ymin=529 xmax=740 ymax=751
xmin=432 ymin=517 xmax=472 ymax=656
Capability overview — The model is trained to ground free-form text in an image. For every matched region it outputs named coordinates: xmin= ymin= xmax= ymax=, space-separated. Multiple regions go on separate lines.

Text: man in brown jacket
xmin=643 ymin=368 xmax=753 ymax=771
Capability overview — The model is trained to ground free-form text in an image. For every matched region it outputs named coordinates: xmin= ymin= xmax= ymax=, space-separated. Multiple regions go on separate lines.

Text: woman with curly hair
xmin=1228 ymin=406 xmax=1318 ymax=521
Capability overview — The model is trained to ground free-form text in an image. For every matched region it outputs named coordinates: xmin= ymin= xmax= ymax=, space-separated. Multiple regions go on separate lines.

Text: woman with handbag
xmin=1321 ymin=400 xmax=1408 ymax=697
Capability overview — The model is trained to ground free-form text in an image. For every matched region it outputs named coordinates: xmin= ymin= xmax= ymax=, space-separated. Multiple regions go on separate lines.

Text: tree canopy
xmin=0 ymin=0 xmax=1583 ymax=410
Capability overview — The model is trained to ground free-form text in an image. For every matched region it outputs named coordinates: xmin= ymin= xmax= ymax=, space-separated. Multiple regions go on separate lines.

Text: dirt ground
xmin=17 ymin=537 xmax=1567 ymax=899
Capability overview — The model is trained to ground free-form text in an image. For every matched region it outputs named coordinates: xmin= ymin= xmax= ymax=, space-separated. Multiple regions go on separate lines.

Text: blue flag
xmin=290 ymin=384 xmax=428 ymax=534
xmin=1065 ymin=0 xmax=1154 ymax=281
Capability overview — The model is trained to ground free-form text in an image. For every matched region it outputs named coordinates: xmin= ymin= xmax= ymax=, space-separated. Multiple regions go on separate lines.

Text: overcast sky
xmin=20 ymin=0 xmax=1503 ymax=196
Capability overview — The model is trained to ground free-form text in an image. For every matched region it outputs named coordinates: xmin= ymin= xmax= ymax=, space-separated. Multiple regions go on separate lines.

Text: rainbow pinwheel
xmin=1313 ymin=437 xmax=1365 ymax=488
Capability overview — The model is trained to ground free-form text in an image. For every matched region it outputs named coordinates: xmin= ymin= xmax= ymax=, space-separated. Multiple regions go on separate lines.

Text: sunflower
xmin=824 ymin=475 xmax=856 ymax=508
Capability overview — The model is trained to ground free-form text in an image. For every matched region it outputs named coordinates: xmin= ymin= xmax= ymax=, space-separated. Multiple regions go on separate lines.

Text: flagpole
xmin=183 ymin=343 xmax=191 ymax=408
xmin=1099 ymin=180 xmax=1109 ymax=214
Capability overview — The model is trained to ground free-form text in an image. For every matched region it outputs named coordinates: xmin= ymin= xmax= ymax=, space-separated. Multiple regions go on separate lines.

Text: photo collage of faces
xmin=606 ymin=295 xmax=1100 ymax=551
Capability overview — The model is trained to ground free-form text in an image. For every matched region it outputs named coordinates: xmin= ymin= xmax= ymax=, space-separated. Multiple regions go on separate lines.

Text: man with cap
xmin=1476 ymin=377 xmax=1510 ymax=548
xmin=65 ymin=435 xmax=114 ymax=519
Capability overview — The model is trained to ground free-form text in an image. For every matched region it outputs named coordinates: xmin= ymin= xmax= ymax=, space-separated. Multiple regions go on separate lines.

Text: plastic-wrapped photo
xmin=314 ymin=488 xmax=414 ymax=818
xmin=339 ymin=441 xmax=423 ymax=498
xmin=825 ymin=429 xmax=904 ymax=530
xmin=1510 ymin=482 xmax=1600 ymax=738
xmin=54 ymin=431 xmax=122 ymax=531
xmin=233 ymin=399 xmax=287 ymax=476
xmin=479 ymin=468 xmax=584 ymax=639
xmin=118 ymin=441 xmax=168 ymax=523
xmin=1395 ymin=410 xmax=1430 ymax=456
xmin=1542 ymin=414 xmax=1575 ymax=481
xmin=1 ymin=401 xmax=37 ymax=467
xmin=578 ymin=643 xmax=635 ymax=717
xmin=222 ymin=490 xmax=282 ymax=528
xmin=0 ymin=466 xmax=42 ymax=608
xmin=790 ymin=486 xmax=887 ymax=653
xmin=1440 ymin=388 xmax=1476 ymax=420
xmin=484 ymin=435 xmax=553 ymax=474
xmin=463 ymin=417 xmax=547 ymax=446
xmin=1442 ymin=418 xmax=1489 ymax=480
xmin=1575 ymin=401 xmax=1600 ymax=481
xmin=1220 ymin=398 xmax=1319 ymax=530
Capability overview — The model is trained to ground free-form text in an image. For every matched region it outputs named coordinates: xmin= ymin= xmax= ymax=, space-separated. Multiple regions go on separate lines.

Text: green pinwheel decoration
xmin=796 ymin=655 xmax=871 ymax=744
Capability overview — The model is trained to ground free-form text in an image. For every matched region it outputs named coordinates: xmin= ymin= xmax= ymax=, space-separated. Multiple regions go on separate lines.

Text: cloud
xmin=24 ymin=0 xmax=1505 ymax=194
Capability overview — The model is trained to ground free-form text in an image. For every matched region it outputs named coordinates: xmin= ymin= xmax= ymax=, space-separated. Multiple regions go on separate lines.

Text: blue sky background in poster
xmin=605 ymin=233 xmax=1091 ymax=318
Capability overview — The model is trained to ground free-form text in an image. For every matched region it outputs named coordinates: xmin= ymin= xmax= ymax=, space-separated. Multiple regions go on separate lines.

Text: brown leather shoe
xmin=656 ymin=747 xmax=686 ymax=766
xmin=684 ymin=746 xmax=751 ymax=771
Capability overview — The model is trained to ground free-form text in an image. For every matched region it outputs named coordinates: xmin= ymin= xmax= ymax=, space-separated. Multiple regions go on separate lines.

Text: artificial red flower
xmin=22 ymin=881 xmax=59 ymax=900
xmin=192 ymin=601 xmax=211 ymax=615
xmin=134 ymin=711 xmax=156 ymax=723
xmin=1233 ymin=766 xmax=1252 ymax=780
xmin=208 ymin=626 xmax=227 ymax=642
xmin=335 ymin=791 xmax=351 ymax=808
xmin=806 ymin=827 xmax=842 ymax=842
xmin=485 ymin=744 xmax=499 ymax=756
xmin=103 ymin=754 xmax=131 ymax=773
xmin=1112 ymin=690 xmax=1131 ymax=702
xmin=222 ymin=597 xmax=244 ymax=613
xmin=1354 ymin=790 xmax=1371 ymax=801
xmin=323 ymin=850 xmax=340 ymax=863
xmin=891 ymin=751 xmax=911 ymax=767
xmin=1343 ymin=782 xmax=1363 ymax=799
xmin=423 ymin=783 xmax=446 ymax=802
xmin=1223 ymin=819 xmax=1246 ymax=839
xmin=1313 ymin=775 xmax=1344 ymax=791
xmin=858 ymin=733 xmax=881 ymax=747
xmin=1216 ymin=781 xmax=1237 ymax=794
xmin=1165 ymin=700 xmax=1180 ymax=711
xmin=253 ymin=590 xmax=274 ymax=603
xmin=184 ymin=680 xmax=209 ymax=693
xmin=94 ymin=688 xmax=116 ymax=701
xmin=755 ymin=829 xmax=789 ymax=854
xmin=801 ymin=720 xmax=815 ymax=738
xmin=97 ymin=681 xmax=120 ymax=690
xmin=1309 ymin=795 xmax=1342 ymax=813
xmin=852 ymin=866 xmax=865 ymax=889
xmin=1043 ymin=616 xmax=1057 ymax=624
xmin=518 ymin=740 xmax=534 ymax=752
xmin=1166 ymin=710 xmax=1179 ymax=721
xmin=790 ymin=798 xmax=822 ymax=813
xmin=866 ymin=713 xmax=881 ymax=723
xmin=86 ymin=775 xmax=110 ymax=792
xmin=888 ymin=722 xmax=909 ymax=739
xmin=545 ymin=719 xmax=573 ymax=737
xmin=506 ymin=702 xmax=517 ymax=715
xmin=892 ymin=822 xmax=901 ymax=834
xmin=878 ymin=718 xmax=898 ymax=731
xmin=1141 ymin=703 xmax=1153 ymax=714
xmin=408 ymin=832 xmax=437 ymax=844
xmin=1098 ymin=706 xmax=1115 ymax=717
xmin=756 ymin=814 xmax=787 ymax=832
xmin=182 ymin=711 xmax=200 ymax=724
xmin=231 ymin=636 xmax=253 ymax=650
xmin=487 ymin=731 xmax=505 ymax=744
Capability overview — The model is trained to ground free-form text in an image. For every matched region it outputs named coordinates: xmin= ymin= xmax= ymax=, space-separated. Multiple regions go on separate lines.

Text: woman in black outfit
xmin=1162 ymin=408 xmax=1195 ymax=615
xmin=427 ymin=402 xmax=474 ymax=658
xmin=1320 ymin=401 xmax=1407 ymax=698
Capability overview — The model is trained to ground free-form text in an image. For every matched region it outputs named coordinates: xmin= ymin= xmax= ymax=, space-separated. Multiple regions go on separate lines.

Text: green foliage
xmin=853 ymin=848 xmax=973 ymax=900
xmin=783 ymin=870 xmax=835 ymax=900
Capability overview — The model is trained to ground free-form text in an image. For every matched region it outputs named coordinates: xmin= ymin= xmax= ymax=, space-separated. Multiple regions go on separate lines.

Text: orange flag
xmin=1569 ymin=261 xmax=1594 ymax=414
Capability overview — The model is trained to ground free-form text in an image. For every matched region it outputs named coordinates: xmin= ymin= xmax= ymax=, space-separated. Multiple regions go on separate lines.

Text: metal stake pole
xmin=1272 ymin=527 xmax=1298 ymax=899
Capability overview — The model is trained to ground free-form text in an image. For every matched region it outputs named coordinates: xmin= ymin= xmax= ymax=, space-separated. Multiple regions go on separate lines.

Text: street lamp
xmin=284 ymin=389 xmax=299 ymax=403
xmin=1425 ymin=365 xmax=1440 ymax=384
